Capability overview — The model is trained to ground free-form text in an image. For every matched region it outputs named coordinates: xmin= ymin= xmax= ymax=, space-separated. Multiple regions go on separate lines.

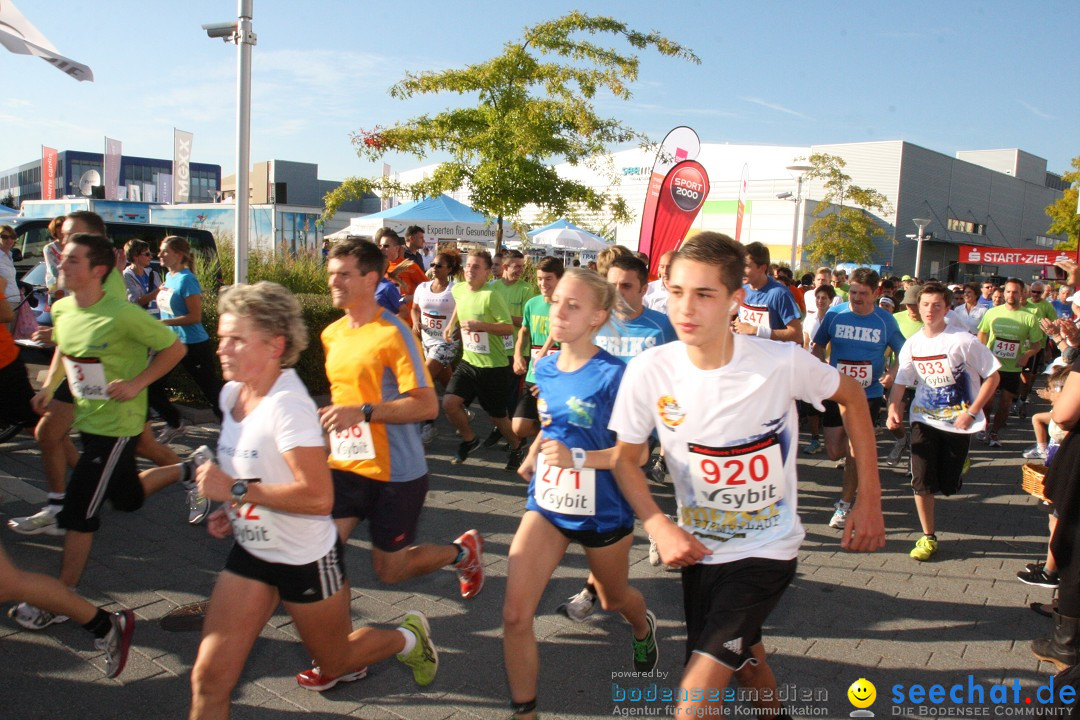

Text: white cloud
xmin=1016 ymin=100 xmax=1055 ymax=120
xmin=741 ymin=96 xmax=814 ymax=121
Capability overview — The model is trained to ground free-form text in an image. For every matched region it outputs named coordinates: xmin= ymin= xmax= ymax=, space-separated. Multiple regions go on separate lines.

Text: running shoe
xmin=975 ymin=431 xmax=987 ymax=442
xmin=886 ymin=435 xmax=908 ymax=466
xmin=454 ymin=529 xmax=485 ymax=599
xmin=96 ymin=610 xmax=135 ymax=679
xmin=828 ymin=500 xmax=851 ymax=529
xmin=557 ymin=587 xmax=597 ymax=622
xmin=505 ymin=443 xmax=527 ymax=472
xmin=7 ymin=505 xmax=65 ymax=536
xmin=648 ymin=535 xmax=661 ymax=567
xmin=296 ymin=664 xmax=369 ymax=691
xmin=1017 ymin=567 xmax=1060 ymax=588
xmin=397 ymin=612 xmax=438 ymax=686
xmin=987 ymin=432 xmax=1002 ymax=448
xmin=420 ymin=421 xmax=437 ymax=445
xmin=452 ymin=437 xmax=481 ymax=465
xmin=647 ymin=455 xmax=668 ymax=484
xmin=909 ymin=535 xmax=938 ymax=562
xmin=187 ymin=488 xmax=211 ymax=525
xmin=8 ymin=602 xmax=68 ymax=630
xmin=1022 ymin=445 xmax=1048 ymax=460
xmin=1017 ymin=398 xmax=1027 ymax=419
xmin=156 ymin=418 xmax=190 ymax=445
xmin=191 ymin=444 xmax=216 ymax=467
xmin=632 ymin=610 xmax=659 ymax=673
xmin=803 ymin=438 xmax=823 ymax=455
xmin=1025 ymin=560 xmax=1047 ymax=573
xmin=482 ymin=426 xmax=504 ymax=449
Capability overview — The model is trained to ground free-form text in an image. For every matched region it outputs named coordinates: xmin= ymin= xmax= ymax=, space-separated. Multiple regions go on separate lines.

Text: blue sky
xmin=2 ymin=0 xmax=1077 ymax=184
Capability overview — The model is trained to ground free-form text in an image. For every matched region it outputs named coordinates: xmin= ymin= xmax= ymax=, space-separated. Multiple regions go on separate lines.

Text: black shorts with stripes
xmin=224 ymin=539 xmax=347 ymax=604
xmin=56 ymin=433 xmax=142 ymax=533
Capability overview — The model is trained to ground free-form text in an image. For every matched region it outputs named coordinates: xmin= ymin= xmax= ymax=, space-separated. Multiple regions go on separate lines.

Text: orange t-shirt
xmin=0 ymin=324 xmax=18 ymax=369
xmin=386 ymin=258 xmax=429 ymax=314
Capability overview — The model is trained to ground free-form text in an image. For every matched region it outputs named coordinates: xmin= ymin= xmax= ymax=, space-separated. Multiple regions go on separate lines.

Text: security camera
xmin=776 ymin=192 xmax=793 ymax=200
xmin=202 ymin=21 xmax=237 ymax=39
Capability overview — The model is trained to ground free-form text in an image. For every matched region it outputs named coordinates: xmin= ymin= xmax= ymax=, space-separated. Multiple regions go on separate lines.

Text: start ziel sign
xmin=959 ymin=245 xmax=1073 ymax=266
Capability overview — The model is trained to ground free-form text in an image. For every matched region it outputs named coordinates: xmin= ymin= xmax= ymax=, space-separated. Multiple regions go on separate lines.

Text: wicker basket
xmin=1022 ymin=463 xmax=1050 ymax=502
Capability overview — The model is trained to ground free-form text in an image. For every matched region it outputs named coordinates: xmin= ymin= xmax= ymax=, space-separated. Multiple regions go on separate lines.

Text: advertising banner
xmin=41 ymin=146 xmax=57 ymax=200
xmin=173 ymin=129 xmax=193 ymax=203
xmin=735 ymin=163 xmax=749 ymax=243
xmin=638 ymin=126 xmax=700 ymax=275
xmin=158 ymin=174 xmax=173 ymax=204
xmin=0 ymin=2 xmax=94 ymax=82
xmin=645 ymin=160 xmax=710 ymax=267
xmin=958 ymin=244 xmax=1073 ymax=267
xmin=103 ymin=137 xmax=121 ymax=201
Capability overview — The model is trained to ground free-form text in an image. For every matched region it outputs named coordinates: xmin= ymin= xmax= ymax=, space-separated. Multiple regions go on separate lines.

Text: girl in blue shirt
xmin=503 ymin=268 xmax=657 ymax=720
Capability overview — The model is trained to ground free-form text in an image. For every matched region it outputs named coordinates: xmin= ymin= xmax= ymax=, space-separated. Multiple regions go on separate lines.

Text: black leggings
xmin=152 ymin=339 xmax=223 ymax=425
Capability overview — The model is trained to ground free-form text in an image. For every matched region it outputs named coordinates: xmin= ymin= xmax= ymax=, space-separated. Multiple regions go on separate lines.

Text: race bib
xmin=913 ymin=354 xmax=956 ymax=389
xmin=688 ymin=435 xmax=784 ymax=513
xmin=62 ymin=355 xmax=109 ymax=400
xmin=533 ymin=453 xmax=596 ymax=516
xmin=530 ymin=345 xmax=558 ymax=361
xmin=738 ymin=304 xmax=768 ymax=328
xmin=421 ymin=311 xmax=446 ymax=334
xmin=992 ymin=339 xmax=1019 ymax=360
xmin=503 ymin=333 xmax=515 ymax=351
xmin=157 ymin=286 xmax=174 ymax=312
xmin=330 ymin=422 xmax=377 ymax=461
xmin=463 ymin=330 xmax=490 ymax=354
xmin=230 ymin=501 xmax=280 ymax=550
xmin=837 ymin=360 xmax=873 ymax=388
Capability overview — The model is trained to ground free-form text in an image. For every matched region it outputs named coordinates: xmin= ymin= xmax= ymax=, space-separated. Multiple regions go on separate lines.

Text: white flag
xmin=0 ymin=1 xmax=94 ymax=82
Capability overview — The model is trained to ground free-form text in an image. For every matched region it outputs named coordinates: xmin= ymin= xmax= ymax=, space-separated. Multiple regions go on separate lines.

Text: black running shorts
xmin=331 ymin=470 xmax=428 ymax=552
xmin=909 ymin=422 xmax=970 ymax=496
xmin=822 ymin=397 xmax=883 ymax=429
xmin=446 ymin=361 xmax=511 ymax=419
xmin=225 ymin=539 xmax=347 ymax=604
xmin=56 ymin=433 xmax=142 ymax=533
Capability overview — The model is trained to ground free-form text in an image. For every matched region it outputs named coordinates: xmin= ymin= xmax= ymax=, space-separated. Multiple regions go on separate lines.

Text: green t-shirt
xmin=452 ymin=281 xmax=512 ymax=368
xmin=835 ymin=284 xmax=849 ymax=302
xmin=53 ymin=292 xmax=179 ymax=437
xmin=1026 ymin=298 xmax=1057 ymax=325
xmin=491 ymin=279 xmax=538 ymax=353
xmin=893 ymin=309 xmax=923 ymax=339
xmin=521 ymin=294 xmax=555 ymax=383
xmin=977 ymin=304 xmax=1045 ymax=374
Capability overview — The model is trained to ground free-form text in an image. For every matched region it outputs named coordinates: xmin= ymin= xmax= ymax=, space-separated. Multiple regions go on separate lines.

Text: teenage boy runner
xmin=511 ymin=256 xmax=563 ymax=443
xmin=10 ymin=233 xmax=187 ymax=629
xmin=487 ymin=249 xmax=537 ymax=446
xmin=594 ymin=255 xmax=677 ymax=361
xmin=609 ymin=232 xmax=885 ymax=719
xmin=977 ymin=278 xmax=1045 ymax=447
xmin=812 ymin=267 xmax=906 ymax=529
xmin=734 ymin=242 xmax=802 ymax=343
xmin=887 ymin=283 xmax=1000 ymax=561
xmin=443 ymin=250 xmax=527 ymax=469
xmin=321 ymin=238 xmax=484 ymax=602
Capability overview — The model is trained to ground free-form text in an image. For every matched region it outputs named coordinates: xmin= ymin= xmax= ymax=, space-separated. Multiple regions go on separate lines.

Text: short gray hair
xmin=217 ymin=281 xmax=308 ymax=367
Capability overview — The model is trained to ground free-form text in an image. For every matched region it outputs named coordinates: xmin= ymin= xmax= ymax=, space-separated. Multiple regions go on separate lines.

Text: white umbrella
xmin=529 ymin=225 xmax=609 ymax=251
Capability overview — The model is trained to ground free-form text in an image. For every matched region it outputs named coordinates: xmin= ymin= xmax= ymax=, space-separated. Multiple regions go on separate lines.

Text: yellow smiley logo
xmin=847 ymin=678 xmax=876 ymax=709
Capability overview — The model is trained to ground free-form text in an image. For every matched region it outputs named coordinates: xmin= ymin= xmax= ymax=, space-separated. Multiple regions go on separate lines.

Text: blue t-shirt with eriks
xmin=527 ymin=349 xmax=634 ymax=533
xmin=812 ymin=303 xmax=905 ymax=399
xmin=158 ymin=268 xmax=210 ymax=344
xmin=594 ymin=307 xmax=677 ymax=363
xmin=740 ymin=277 xmax=801 ymax=330
xmin=1051 ymin=299 xmax=1073 ymax=320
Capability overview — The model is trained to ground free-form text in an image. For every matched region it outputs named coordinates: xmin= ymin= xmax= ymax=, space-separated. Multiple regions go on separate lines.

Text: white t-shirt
xmin=413 ymin=280 xmax=456 ymax=343
xmin=952 ymin=304 xmax=987 ymax=335
xmin=895 ymin=325 xmax=1001 ymax=434
xmin=803 ymin=314 xmax=821 ymax=349
xmin=609 ymin=336 xmax=841 ymax=564
xmin=217 ymin=369 xmax=337 ymax=565
xmin=643 ymin=279 xmax=669 ymax=315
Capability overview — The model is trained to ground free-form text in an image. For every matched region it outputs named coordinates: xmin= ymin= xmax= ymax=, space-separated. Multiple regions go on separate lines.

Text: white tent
xmin=526 ymin=219 xmax=609 ymax=251
xmin=328 ymin=194 xmax=519 ymax=245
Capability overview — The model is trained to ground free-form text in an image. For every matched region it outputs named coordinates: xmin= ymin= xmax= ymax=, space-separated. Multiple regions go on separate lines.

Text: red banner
xmin=959 ymin=244 xmax=1074 ymax=266
xmin=646 ymin=160 xmax=710 ymax=267
xmin=735 ymin=163 xmax=749 ymax=243
xmin=638 ymin=127 xmax=700 ymax=275
xmin=41 ymin=146 xmax=57 ymax=200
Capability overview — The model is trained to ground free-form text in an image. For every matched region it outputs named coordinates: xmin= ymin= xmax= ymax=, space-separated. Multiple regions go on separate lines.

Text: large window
xmin=947 ymin=217 xmax=986 ymax=235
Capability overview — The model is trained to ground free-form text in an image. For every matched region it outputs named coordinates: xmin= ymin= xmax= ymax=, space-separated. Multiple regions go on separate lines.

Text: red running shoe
xmin=454 ymin=529 xmax=485 ymax=599
xmin=296 ymin=665 xmax=369 ymax=691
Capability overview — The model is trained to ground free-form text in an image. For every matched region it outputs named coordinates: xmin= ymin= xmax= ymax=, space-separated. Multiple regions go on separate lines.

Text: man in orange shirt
xmin=377 ymin=229 xmax=429 ymax=322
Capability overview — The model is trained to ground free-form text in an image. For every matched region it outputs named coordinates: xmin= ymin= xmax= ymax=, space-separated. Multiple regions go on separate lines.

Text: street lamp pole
xmin=913 ymin=217 xmax=931 ymax=280
xmin=786 ymin=164 xmax=812 ymax=269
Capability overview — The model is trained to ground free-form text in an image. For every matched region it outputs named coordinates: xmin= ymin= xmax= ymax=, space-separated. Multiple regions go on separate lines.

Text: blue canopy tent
xmin=329 ymin=194 xmax=519 ymax=245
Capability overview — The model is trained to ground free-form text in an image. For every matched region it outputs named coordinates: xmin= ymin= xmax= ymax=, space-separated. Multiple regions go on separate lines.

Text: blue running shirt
xmin=740 ymin=277 xmax=801 ymax=330
xmin=813 ymin=303 xmax=905 ymax=399
xmin=594 ymin=307 xmax=677 ymax=363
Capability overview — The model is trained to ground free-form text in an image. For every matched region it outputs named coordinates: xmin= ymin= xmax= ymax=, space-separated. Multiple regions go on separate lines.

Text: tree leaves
xmin=1047 ymin=156 xmax=1080 ymax=248
xmin=800 ymin=153 xmax=892 ymax=266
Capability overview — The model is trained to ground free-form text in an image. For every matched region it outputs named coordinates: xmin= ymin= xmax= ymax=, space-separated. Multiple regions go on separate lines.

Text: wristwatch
xmin=361 ymin=403 xmax=374 ymax=423
xmin=231 ymin=479 xmax=249 ymax=505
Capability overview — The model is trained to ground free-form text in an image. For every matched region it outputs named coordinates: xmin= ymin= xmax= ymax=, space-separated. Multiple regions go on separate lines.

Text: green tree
xmin=323 ymin=12 xmax=698 ymax=251
xmin=0 ymin=192 xmax=14 ymax=209
xmin=801 ymin=153 xmax=893 ymax=266
xmin=1049 ymin=156 xmax=1080 ymax=251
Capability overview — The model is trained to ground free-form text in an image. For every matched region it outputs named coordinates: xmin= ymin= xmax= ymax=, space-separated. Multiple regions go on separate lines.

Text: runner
xmin=503 ymin=268 xmax=657 ymax=720
xmin=9 ymin=232 xmax=188 ymax=629
xmin=1018 ymin=281 xmax=1057 ymax=416
xmin=886 ymin=282 xmax=1000 ymax=561
xmin=812 ymin=267 xmax=905 ymax=529
xmin=594 ymin=256 xmax=677 ymax=362
xmin=608 ymin=232 xmax=885 ymax=719
xmin=0 ymin=540 xmax=133 ymax=678
xmin=487 ymin=249 xmax=537 ymax=447
xmin=379 ymin=229 xmax=428 ymax=321
xmin=322 ymin=238 xmax=484 ymax=600
xmin=443 ymin=249 xmax=527 ymax=469
xmin=184 ymin=282 xmax=437 ymax=715
xmin=800 ymin=284 xmax=837 ymax=455
xmin=643 ymin=250 xmax=674 ymax=314
xmin=734 ymin=242 xmax=802 ymax=343
xmin=0 ymin=276 xmax=38 ymax=442
xmin=511 ymin=256 xmax=564 ymax=444
xmin=412 ymin=251 xmax=463 ymax=444
xmin=977 ymin=278 xmax=1045 ymax=447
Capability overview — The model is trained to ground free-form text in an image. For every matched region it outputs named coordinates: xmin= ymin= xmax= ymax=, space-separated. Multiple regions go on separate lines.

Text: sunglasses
xmin=433 ymin=264 xmax=451 ymax=269
xmin=379 ymin=244 xmax=393 ymax=249
xmin=0 ymin=234 xmax=14 ymax=240
xmin=1031 ymin=290 xmax=1044 ymax=295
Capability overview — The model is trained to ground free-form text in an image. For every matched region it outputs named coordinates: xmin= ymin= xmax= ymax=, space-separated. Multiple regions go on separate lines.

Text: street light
xmin=203 ymin=0 xmax=256 ymax=285
xmin=912 ymin=217 xmax=931 ymax=280
xmin=786 ymin=163 xmax=813 ymax=269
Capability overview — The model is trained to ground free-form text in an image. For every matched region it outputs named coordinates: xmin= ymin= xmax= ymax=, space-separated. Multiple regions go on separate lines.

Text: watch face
xmin=231 ymin=480 xmax=247 ymax=497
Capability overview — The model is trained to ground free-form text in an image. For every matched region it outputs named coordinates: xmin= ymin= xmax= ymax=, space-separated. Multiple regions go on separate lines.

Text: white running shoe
xmin=7 ymin=506 xmax=65 ymax=536
xmin=420 ymin=421 xmax=437 ymax=445
xmin=557 ymin=587 xmax=597 ymax=622
xmin=829 ymin=500 xmax=852 ymax=529
xmin=648 ymin=535 xmax=661 ymax=566
xmin=9 ymin=602 xmax=68 ymax=630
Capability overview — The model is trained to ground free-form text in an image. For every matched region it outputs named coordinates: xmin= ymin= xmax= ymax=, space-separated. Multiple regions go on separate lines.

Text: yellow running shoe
xmin=910 ymin=535 xmax=938 ymax=562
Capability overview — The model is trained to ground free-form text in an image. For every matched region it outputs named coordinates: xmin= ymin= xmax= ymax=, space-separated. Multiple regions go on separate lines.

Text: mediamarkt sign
xmin=959 ymin=244 xmax=1073 ymax=266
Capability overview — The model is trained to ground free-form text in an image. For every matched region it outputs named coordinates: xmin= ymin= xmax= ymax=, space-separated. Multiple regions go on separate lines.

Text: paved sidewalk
xmin=0 ymin=393 xmax=1061 ymax=719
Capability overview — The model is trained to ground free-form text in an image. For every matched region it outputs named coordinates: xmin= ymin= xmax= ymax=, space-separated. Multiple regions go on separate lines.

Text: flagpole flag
xmin=41 ymin=146 xmax=57 ymax=200
xmin=645 ymin=160 xmax=711 ymax=267
xmin=735 ymin=164 xmax=749 ymax=243
xmin=638 ymin=127 xmax=701 ymax=276
xmin=103 ymin=137 xmax=122 ymax=201
xmin=0 ymin=1 xmax=93 ymax=81
xmin=173 ymin=129 xmax=193 ymax=203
